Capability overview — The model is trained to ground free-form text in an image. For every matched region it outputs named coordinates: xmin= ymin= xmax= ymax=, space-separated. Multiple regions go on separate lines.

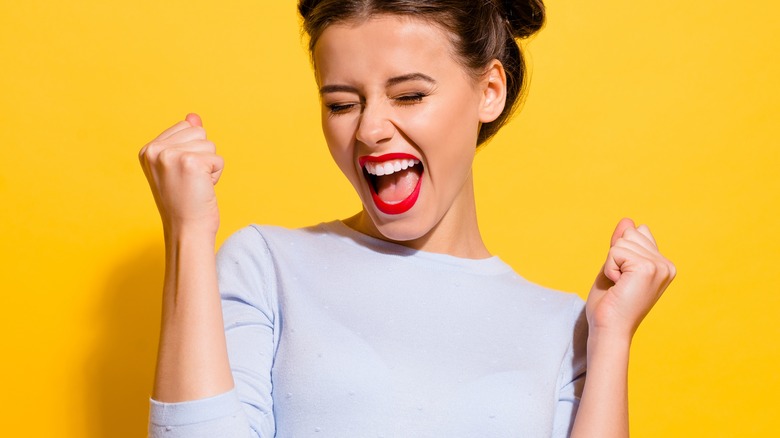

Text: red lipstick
xmin=359 ymin=153 xmax=423 ymax=215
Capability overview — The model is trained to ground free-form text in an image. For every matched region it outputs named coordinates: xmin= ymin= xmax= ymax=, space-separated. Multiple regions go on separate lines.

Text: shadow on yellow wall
xmin=85 ymin=244 xmax=163 ymax=437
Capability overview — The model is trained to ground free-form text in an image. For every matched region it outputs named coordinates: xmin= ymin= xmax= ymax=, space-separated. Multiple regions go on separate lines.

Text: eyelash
xmin=395 ymin=92 xmax=426 ymax=104
xmin=326 ymin=92 xmax=428 ymax=116
xmin=326 ymin=103 xmax=357 ymax=115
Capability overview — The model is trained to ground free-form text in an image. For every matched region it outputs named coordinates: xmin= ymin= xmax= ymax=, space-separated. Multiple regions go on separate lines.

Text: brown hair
xmin=298 ymin=0 xmax=545 ymax=145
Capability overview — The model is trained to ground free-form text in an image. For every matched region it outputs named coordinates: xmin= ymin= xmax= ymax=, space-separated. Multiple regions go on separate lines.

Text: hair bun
xmin=298 ymin=0 xmax=318 ymax=20
xmin=502 ymin=0 xmax=545 ymax=39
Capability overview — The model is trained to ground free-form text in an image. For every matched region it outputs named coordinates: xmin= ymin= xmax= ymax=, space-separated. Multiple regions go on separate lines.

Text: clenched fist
xmin=587 ymin=218 xmax=676 ymax=340
xmin=139 ymin=113 xmax=224 ymax=236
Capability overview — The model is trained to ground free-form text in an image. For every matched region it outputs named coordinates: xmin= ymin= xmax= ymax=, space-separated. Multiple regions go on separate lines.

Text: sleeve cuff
xmin=149 ymin=388 xmax=243 ymax=427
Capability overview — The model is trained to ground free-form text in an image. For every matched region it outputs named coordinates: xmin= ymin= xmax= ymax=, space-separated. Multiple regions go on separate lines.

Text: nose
xmin=355 ymin=100 xmax=395 ymax=147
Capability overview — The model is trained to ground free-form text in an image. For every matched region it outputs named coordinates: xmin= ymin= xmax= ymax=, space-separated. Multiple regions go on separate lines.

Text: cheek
xmin=322 ymin=117 xmax=361 ymax=181
xmin=404 ymin=101 xmax=480 ymax=159
xmin=413 ymin=104 xmax=479 ymax=187
xmin=322 ymin=109 xmax=360 ymax=145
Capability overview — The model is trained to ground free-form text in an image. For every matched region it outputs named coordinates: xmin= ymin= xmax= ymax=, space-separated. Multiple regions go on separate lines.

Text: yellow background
xmin=1 ymin=0 xmax=777 ymax=436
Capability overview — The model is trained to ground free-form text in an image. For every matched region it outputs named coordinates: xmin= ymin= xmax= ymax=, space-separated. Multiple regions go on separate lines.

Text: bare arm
xmin=571 ymin=219 xmax=676 ymax=437
xmin=139 ymin=114 xmax=233 ymax=402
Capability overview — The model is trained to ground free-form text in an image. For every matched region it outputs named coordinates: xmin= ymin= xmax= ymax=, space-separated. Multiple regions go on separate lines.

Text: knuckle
xmin=143 ymin=142 xmax=163 ymax=159
xmin=156 ymin=147 xmax=176 ymax=166
xmin=657 ymin=262 xmax=670 ymax=278
xmin=179 ymin=152 xmax=202 ymax=171
xmin=635 ymin=259 xmax=658 ymax=276
xmin=667 ymin=261 xmax=677 ymax=279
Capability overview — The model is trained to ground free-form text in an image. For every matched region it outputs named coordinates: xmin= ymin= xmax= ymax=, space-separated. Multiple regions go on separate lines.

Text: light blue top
xmin=149 ymin=221 xmax=587 ymax=437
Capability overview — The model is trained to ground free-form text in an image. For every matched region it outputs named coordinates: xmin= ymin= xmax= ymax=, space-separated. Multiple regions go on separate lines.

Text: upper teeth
xmin=364 ymin=158 xmax=420 ymax=176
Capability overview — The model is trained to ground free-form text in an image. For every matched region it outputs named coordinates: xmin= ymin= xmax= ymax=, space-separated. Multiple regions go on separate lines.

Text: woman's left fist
xmin=586 ymin=218 xmax=677 ymax=339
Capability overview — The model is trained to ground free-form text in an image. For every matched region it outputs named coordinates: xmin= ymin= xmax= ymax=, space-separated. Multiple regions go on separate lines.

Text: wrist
xmin=586 ymin=329 xmax=632 ymax=358
xmin=163 ymin=221 xmax=219 ymax=245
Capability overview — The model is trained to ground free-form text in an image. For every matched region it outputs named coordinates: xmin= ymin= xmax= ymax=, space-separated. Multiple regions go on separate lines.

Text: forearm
xmin=570 ymin=333 xmax=631 ymax=438
xmin=152 ymin=226 xmax=234 ymax=402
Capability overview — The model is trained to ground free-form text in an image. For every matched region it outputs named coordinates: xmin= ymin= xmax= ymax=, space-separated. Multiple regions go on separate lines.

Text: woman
xmin=141 ymin=0 xmax=675 ymax=436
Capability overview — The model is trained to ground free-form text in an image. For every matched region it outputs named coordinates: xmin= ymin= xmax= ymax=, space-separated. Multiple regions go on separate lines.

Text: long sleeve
xmin=149 ymin=226 xmax=279 ymax=437
xmin=552 ymin=299 xmax=589 ymax=437
xmin=149 ymin=390 xmax=252 ymax=437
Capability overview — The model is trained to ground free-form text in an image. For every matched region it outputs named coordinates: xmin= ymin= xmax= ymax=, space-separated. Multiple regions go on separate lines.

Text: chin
xmin=365 ymin=209 xmax=437 ymax=245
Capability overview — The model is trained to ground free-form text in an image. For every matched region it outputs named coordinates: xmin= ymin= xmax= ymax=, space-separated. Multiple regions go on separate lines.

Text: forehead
xmin=312 ymin=16 xmax=465 ymax=85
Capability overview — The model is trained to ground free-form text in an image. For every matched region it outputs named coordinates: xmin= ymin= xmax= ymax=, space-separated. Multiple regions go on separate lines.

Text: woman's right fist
xmin=139 ymin=113 xmax=224 ymax=236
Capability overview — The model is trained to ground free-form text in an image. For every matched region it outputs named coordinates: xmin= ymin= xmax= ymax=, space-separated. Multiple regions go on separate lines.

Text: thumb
xmin=592 ymin=269 xmax=613 ymax=294
xmin=185 ymin=112 xmax=203 ymax=128
xmin=610 ymin=217 xmax=636 ymax=246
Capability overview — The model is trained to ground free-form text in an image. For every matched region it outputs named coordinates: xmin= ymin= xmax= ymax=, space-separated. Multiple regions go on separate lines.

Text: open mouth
xmin=359 ymin=153 xmax=424 ymax=215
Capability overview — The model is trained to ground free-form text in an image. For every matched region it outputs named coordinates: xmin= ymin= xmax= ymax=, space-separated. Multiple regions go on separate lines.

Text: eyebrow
xmin=319 ymin=72 xmax=437 ymax=95
xmin=386 ymin=72 xmax=436 ymax=87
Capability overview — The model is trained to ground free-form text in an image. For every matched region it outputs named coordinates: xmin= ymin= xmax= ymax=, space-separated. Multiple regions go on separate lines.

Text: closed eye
xmin=394 ymin=92 xmax=426 ymax=105
xmin=325 ymin=102 xmax=358 ymax=115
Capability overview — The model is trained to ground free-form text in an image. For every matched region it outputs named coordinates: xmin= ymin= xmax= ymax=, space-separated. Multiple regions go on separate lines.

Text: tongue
xmin=375 ymin=167 xmax=421 ymax=203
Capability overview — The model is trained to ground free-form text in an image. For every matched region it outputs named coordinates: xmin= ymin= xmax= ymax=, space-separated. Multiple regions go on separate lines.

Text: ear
xmin=478 ymin=59 xmax=507 ymax=123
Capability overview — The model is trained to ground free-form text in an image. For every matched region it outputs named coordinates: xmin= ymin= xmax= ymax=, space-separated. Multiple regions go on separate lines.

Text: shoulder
xmin=506 ymin=279 xmax=588 ymax=368
xmin=219 ymin=223 xmax=317 ymax=250
xmin=498 ymin=273 xmax=587 ymax=341
xmin=217 ymin=222 xmax=345 ymax=263
xmin=215 ymin=224 xmax=336 ymax=307
xmin=498 ymin=271 xmax=585 ymax=315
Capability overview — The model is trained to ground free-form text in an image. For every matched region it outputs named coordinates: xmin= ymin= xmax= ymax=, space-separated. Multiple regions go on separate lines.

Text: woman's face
xmin=313 ymin=16 xmax=504 ymax=250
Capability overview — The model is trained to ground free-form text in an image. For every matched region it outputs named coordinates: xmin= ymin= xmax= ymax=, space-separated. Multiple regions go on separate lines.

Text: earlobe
xmin=479 ymin=60 xmax=507 ymax=123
